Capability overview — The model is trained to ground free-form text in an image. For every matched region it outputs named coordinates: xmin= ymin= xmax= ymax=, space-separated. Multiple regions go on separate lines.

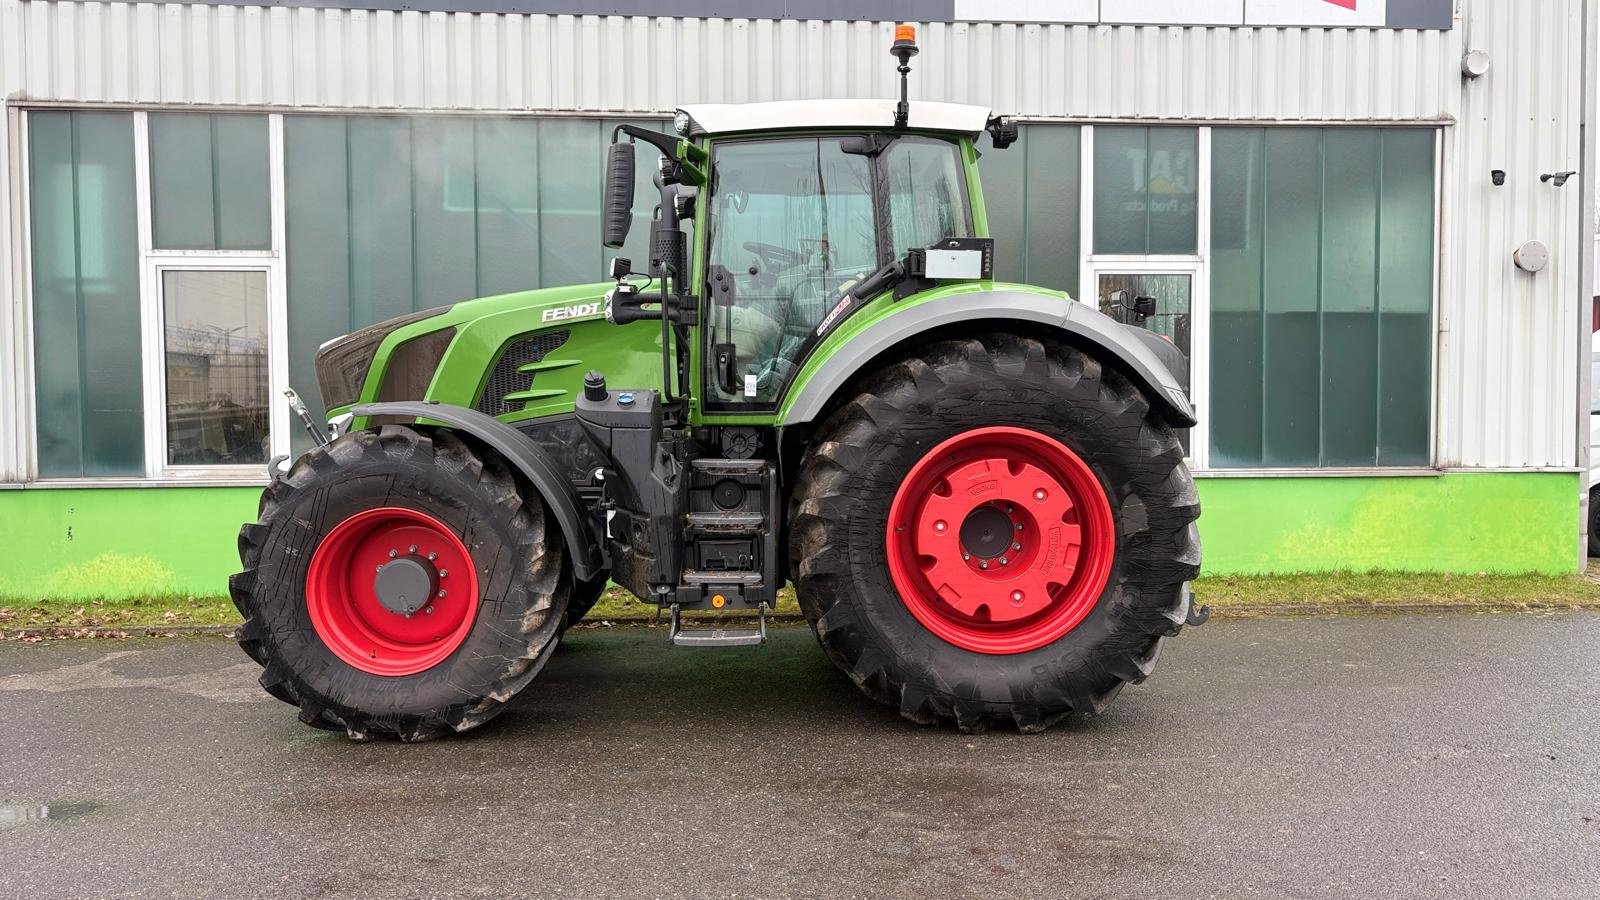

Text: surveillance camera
xmin=1490 ymin=170 xmax=1506 ymax=186
xmin=1540 ymin=170 xmax=1577 ymax=187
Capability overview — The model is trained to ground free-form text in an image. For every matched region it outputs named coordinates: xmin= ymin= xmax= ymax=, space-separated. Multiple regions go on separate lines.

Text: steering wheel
xmin=743 ymin=241 xmax=806 ymax=275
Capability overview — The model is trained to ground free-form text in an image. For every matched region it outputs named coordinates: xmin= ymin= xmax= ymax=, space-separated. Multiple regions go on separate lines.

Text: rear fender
xmin=780 ymin=288 xmax=1197 ymax=428
xmin=352 ymin=401 xmax=603 ymax=581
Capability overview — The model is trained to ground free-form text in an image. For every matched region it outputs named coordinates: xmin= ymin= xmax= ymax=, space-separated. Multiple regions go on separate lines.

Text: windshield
xmin=704 ymin=135 xmax=970 ymax=407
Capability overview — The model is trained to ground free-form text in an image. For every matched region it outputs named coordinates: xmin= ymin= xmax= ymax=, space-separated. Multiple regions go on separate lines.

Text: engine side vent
xmin=475 ymin=330 xmax=571 ymax=417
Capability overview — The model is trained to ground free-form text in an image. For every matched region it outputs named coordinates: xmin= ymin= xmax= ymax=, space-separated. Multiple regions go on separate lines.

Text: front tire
xmin=789 ymin=334 xmax=1201 ymax=732
xmin=230 ymin=425 xmax=569 ymax=741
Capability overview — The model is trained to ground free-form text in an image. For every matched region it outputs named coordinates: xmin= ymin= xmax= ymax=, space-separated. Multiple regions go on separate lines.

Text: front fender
xmin=352 ymin=401 xmax=603 ymax=581
xmin=779 ymin=288 xmax=1198 ymax=428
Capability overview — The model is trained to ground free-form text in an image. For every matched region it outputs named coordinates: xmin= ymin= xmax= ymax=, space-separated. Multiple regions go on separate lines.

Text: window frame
xmin=141 ymin=259 xmax=285 ymax=481
xmin=1082 ymin=125 xmax=1212 ymax=469
xmin=14 ymin=109 xmax=289 ymax=486
xmin=134 ymin=112 xmax=290 ymax=483
xmin=697 ymin=132 xmax=975 ymax=415
xmin=1078 ymin=124 xmax=1442 ymax=476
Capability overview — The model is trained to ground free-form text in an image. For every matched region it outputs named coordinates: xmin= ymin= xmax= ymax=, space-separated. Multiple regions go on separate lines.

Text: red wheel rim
xmin=305 ymin=507 xmax=480 ymax=676
xmin=885 ymin=426 xmax=1116 ymax=655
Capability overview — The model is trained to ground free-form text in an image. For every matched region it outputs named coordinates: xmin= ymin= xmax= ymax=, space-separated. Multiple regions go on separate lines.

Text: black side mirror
xmin=1107 ymin=289 xmax=1157 ymax=325
xmin=985 ymin=115 xmax=1019 ymax=150
xmin=602 ymin=141 xmax=636 ymax=249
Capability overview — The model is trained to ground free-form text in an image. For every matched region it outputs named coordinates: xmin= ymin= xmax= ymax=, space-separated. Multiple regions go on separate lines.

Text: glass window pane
xmin=1261 ymin=129 xmax=1323 ymax=467
xmin=1093 ymin=126 xmax=1197 ymax=255
xmin=284 ymin=115 xmax=352 ymax=455
xmin=412 ymin=117 xmax=479 ymax=307
xmin=883 ymin=137 xmax=971 ymax=259
xmin=213 ymin=114 xmax=271 ymax=250
xmin=163 ymin=271 xmax=270 ymax=466
xmin=1098 ymin=273 xmax=1192 ymax=450
xmin=705 ymin=138 xmax=878 ymax=406
xmin=1208 ymin=126 xmax=1435 ymax=470
xmin=150 ymin=113 xmax=269 ymax=251
xmin=1022 ymin=125 xmax=1081 ymax=295
xmin=1147 ymin=127 xmax=1199 ymax=254
xmin=978 ymin=125 xmax=1082 ymax=294
xmin=537 ymin=119 xmax=603 ymax=289
xmin=1208 ymin=128 xmax=1265 ymax=467
xmin=475 ymin=117 xmax=542 ymax=297
xmin=1093 ymin=126 xmax=1148 ymax=254
xmin=1320 ymin=129 xmax=1381 ymax=466
xmin=29 ymin=110 xmax=145 ymax=477
xmin=349 ymin=117 xmax=416 ymax=325
xmin=149 ymin=113 xmax=217 ymax=250
xmin=1377 ymin=129 xmax=1435 ymax=466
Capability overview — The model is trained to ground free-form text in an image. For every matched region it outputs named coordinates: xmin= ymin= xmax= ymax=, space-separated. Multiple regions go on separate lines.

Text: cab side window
xmin=705 ymin=138 xmax=878 ymax=405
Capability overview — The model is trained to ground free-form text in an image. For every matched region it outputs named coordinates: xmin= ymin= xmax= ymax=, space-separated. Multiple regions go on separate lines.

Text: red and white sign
xmin=955 ymin=0 xmax=1389 ymax=27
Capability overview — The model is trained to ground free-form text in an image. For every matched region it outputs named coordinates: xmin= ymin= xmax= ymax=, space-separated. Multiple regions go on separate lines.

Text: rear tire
xmin=789 ymin=333 xmax=1201 ymax=733
xmin=1589 ymin=486 xmax=1600 ymax=558
xmin=230 ymin=425 xmax=569 ymax=741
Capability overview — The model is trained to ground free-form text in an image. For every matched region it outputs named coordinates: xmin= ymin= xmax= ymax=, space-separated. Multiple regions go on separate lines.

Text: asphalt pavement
xmin=1 ymin=612 xmax=1598 ymax=898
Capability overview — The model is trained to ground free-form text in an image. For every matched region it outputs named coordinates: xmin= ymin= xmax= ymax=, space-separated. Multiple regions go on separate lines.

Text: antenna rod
xmin=890 ymin=23 xmax=919 ymax=130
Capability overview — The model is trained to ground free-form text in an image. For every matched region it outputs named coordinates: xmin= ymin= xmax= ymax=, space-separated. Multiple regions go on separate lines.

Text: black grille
xmin=476 ymin=330 xmax=571 ymax=416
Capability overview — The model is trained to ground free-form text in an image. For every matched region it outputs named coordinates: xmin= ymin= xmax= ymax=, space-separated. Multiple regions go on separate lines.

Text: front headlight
xmin=673 ymin=109 xmax=692 ymax=136
xmin=314 ymin=306 xmax=450 ymax=410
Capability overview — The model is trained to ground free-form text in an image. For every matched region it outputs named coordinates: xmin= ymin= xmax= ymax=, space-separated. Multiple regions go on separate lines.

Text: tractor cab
xmin=595 ymin=25 xmax=1016 ymax=422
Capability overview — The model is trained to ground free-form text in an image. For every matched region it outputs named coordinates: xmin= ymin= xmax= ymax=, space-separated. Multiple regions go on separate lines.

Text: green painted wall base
xmin=0 ymin=471 xmax=1581 ymax=600
xmin=1194 ymin=472 xmax=1578 ymax=576
xmin=0 ymin=486 xmax=262 ymax=600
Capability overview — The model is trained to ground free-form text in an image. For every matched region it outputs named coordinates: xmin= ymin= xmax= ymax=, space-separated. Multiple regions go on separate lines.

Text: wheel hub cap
xmin=373 ymin=556 xmax=440 ymax=616
xmin=885 ymin=426 xmax=1116 ymax=655
xmin=305 ymin=507 xmax=480 ymax=676
xmin=959 ymin=505 xmax=1013 ymax=559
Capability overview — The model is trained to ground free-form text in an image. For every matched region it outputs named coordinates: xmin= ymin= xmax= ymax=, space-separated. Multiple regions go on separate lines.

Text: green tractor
xmin=232 ymin=27 xmax=1203 ymax=741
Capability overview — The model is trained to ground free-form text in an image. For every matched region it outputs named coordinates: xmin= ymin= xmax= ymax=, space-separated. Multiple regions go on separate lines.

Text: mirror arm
xmin=612 ymin=123 xmax=679 ymax=159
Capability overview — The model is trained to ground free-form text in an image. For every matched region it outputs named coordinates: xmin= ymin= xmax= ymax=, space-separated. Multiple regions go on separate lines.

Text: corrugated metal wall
xmin=0 ymin=0 xmax=1591 ymax=470
xmin=1438 ymin=0 xmax=1586 ymax=468
xmin=1 ymin=2 xmax=1462 ymax=118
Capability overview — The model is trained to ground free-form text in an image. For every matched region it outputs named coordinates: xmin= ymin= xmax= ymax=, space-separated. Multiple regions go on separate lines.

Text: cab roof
xmin=677 ymin=99 xmax=992 ymax=139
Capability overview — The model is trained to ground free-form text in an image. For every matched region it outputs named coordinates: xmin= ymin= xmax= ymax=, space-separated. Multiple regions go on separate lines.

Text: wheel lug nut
xmin=1014 ymin=523 xmax=1023 ymax=532
xmin=1012 ymin=542 xmax=1022 ymax=551
xmin=998 ymin=557 xmax=1009 ymax=566
xmin=427 ymin=552 xmax=437 ymax=561
xmin=1034 ymin=489 xmax=1047 ymax=501
xmin=439 ymin=569 xmax=448 ymax=578
xmin=963 ymin=552 xmax=971 ymax=560
xmin=978 ymin=560 xmax=989 ymax=570
xmin=1011 ymin=590 xmax=1024 ymax=604
xmin=408 ymin=544 xmax=418 ymax=554
xmin=424 ymin=605 xmax=434 ymax=615
xmin=388 ymin=549 xmax=398 ymax=558
xmin=437 ymin=589 xmax=447 ymax=598
xmin=934 ymin=520 xmax=946 ymax=533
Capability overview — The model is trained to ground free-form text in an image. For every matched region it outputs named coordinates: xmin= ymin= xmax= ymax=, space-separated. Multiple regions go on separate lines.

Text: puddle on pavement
xmin=0 ymin=801 xmax=99 ymax=826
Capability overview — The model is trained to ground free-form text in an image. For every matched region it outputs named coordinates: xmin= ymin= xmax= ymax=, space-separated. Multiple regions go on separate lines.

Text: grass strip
xmin=6 ymin=569 xmax=1600 ymax=637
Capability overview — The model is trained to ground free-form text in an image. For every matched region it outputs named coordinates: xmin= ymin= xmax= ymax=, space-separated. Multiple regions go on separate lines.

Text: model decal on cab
xmin=542 ymin=302 xmax=604 ymax=323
